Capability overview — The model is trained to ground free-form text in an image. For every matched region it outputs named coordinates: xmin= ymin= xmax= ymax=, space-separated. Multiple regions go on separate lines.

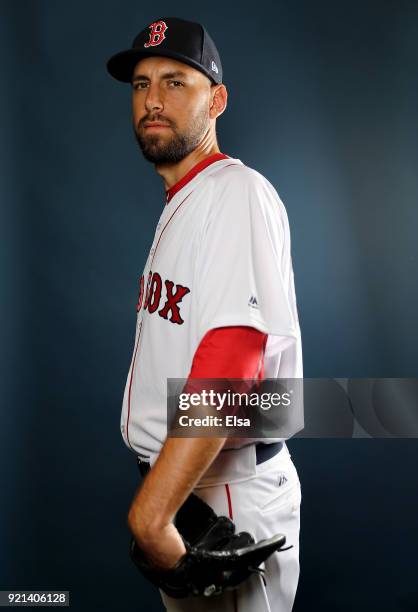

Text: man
xmin=107 ymin=17 xmax=303 ymax=612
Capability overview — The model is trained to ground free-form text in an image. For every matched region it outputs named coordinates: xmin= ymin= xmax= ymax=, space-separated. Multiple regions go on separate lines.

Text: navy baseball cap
xmin=106 ymin=17 xmax=223 ymax=85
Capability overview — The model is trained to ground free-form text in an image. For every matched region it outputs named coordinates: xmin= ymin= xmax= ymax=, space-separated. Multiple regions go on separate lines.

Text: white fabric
xmin=120 ymin=157 xmax=303 ymax=464
xmin=159 ymin=443 xmax=302 ymax=612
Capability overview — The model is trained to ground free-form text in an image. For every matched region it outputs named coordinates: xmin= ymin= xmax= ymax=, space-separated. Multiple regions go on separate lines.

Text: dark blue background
xmin=1 ymin=1 xmax=417 ymax=610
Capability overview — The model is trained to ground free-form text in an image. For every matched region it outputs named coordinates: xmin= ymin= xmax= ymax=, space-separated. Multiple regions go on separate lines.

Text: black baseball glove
xmin=130 ymin=491 xmax=291 ymax=598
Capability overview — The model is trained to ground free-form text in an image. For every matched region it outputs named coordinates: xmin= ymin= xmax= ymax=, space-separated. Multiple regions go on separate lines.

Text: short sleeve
xmin=196 ymin=167 xmax=298 ymax=346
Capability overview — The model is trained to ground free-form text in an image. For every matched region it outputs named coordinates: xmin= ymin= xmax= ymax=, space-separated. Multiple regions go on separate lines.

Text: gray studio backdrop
xmin=1 ymin=1 xmax=417 ymax=611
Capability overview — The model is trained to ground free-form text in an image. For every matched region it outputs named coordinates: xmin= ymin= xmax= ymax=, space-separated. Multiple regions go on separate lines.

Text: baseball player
xmin=107 ymin=17 xmax=303 ymax=612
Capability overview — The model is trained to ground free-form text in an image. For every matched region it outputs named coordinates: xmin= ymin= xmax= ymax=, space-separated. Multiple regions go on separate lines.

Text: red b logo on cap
xmin=144 ymin=21 xmax=168 ymax=47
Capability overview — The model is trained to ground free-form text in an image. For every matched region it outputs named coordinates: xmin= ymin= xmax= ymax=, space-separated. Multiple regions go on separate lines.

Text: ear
xmin=209 ymin=84 xmax=228 ymax=119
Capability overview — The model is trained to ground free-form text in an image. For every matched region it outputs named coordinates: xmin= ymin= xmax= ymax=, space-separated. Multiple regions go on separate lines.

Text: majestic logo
xmin=278 ymin=474 xmax=288 ymax=487
xmin=144 ymin=20 xmax=168 ymax=48
xmin=136 ymin=271 xmax=190 ymax=325
xmin=211 ymin=60 xmax=219 ymax=74
xmin=248 ymin=295 xmax=259 ymax=309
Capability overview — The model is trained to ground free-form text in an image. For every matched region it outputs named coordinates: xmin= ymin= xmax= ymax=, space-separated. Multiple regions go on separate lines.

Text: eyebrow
xmin=132 ymin=70 xmax=189 ymax=83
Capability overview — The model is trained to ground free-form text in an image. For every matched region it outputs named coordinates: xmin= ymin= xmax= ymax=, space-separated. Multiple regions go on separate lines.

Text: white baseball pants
xmin=159 ymin=443 xmax=301 ymax=612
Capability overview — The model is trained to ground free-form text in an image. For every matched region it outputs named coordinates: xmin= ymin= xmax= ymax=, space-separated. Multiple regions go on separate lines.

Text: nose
xmin=144 ymin=82 xmax=163 ymax=114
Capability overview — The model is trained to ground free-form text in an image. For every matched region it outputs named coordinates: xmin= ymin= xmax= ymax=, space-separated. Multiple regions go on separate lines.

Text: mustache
xmin=138 ymin=115 xmax=176 ymax=129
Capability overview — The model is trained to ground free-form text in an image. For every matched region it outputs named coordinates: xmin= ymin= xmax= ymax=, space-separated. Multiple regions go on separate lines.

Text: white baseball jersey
xmin=120 ymin=154 xmax=303 ymax=463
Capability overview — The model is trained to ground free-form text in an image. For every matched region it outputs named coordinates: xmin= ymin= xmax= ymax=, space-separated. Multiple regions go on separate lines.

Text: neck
xmin=154 ymin=132 xmax=220 ymax=191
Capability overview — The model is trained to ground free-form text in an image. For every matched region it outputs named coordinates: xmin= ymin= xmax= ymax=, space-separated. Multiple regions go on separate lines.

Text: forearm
xmin=128 ymin=435 xmax=226 ymax=541
xmin=126 ymin=326 xmax=266 ymax=563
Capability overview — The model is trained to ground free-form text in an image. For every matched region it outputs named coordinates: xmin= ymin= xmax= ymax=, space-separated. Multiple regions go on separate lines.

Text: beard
xmin=134 ymin=107 xmax=209 ymax=165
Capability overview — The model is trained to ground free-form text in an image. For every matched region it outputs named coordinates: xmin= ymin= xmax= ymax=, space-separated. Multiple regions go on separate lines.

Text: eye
xmin=168 ymin=80 xmax=184 ymax=88
xmin=132 ymin=81 xmax=149 ymax=90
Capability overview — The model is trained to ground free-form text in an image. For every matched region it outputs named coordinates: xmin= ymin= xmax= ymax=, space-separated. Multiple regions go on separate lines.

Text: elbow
xmin=127 ymin=507 xmax=137 ymax=532
xmin=127 ymin=506 xmax=145 ymax=539
xmin=127 ymin=506 xmax=161 ymax=546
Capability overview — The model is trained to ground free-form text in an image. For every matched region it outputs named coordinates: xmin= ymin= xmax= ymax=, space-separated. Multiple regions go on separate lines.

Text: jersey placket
xmin=125 ymin=192 xmax=190 ymax=450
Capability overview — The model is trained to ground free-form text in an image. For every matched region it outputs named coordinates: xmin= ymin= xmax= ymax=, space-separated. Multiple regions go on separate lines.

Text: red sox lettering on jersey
xmin=121 ymin=155 xmax=303 ymax=462
xmin=136 ymin=271 xmax=190 ymax=325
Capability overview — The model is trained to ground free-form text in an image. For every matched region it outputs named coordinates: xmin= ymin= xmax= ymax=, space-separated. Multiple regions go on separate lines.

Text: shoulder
xmin=210 ymin=160 xmax=272 ymax=190
xmin=207 ymin=161 xmax=288 ymax=222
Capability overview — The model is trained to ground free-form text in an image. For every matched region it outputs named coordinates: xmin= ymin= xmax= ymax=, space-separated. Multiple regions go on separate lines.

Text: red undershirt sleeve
xmin=187 ymin=326 xmax=268 ymax=382
xmin=180 ymin=326 xmax=268 ymax=432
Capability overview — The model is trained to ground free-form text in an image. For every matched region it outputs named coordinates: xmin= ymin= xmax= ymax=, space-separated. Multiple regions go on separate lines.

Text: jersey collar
xmin=165 ymin=152 xmax=229 ymax=204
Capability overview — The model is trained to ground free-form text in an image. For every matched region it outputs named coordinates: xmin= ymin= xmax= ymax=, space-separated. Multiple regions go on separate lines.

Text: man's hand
xmin=128 ymin=517 xmax=187 ymax=571
xmin=129 ymin=490 xmax=291 ymax=599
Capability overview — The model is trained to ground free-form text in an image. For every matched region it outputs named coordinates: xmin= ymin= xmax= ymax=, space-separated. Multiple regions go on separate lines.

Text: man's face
xmin=131 ymin=56 xmax=213 ymax=164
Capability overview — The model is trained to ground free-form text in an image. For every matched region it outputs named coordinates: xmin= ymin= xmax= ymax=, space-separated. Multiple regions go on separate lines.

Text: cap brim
xmin=106 ymin=47 xmax=219 ymax=84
